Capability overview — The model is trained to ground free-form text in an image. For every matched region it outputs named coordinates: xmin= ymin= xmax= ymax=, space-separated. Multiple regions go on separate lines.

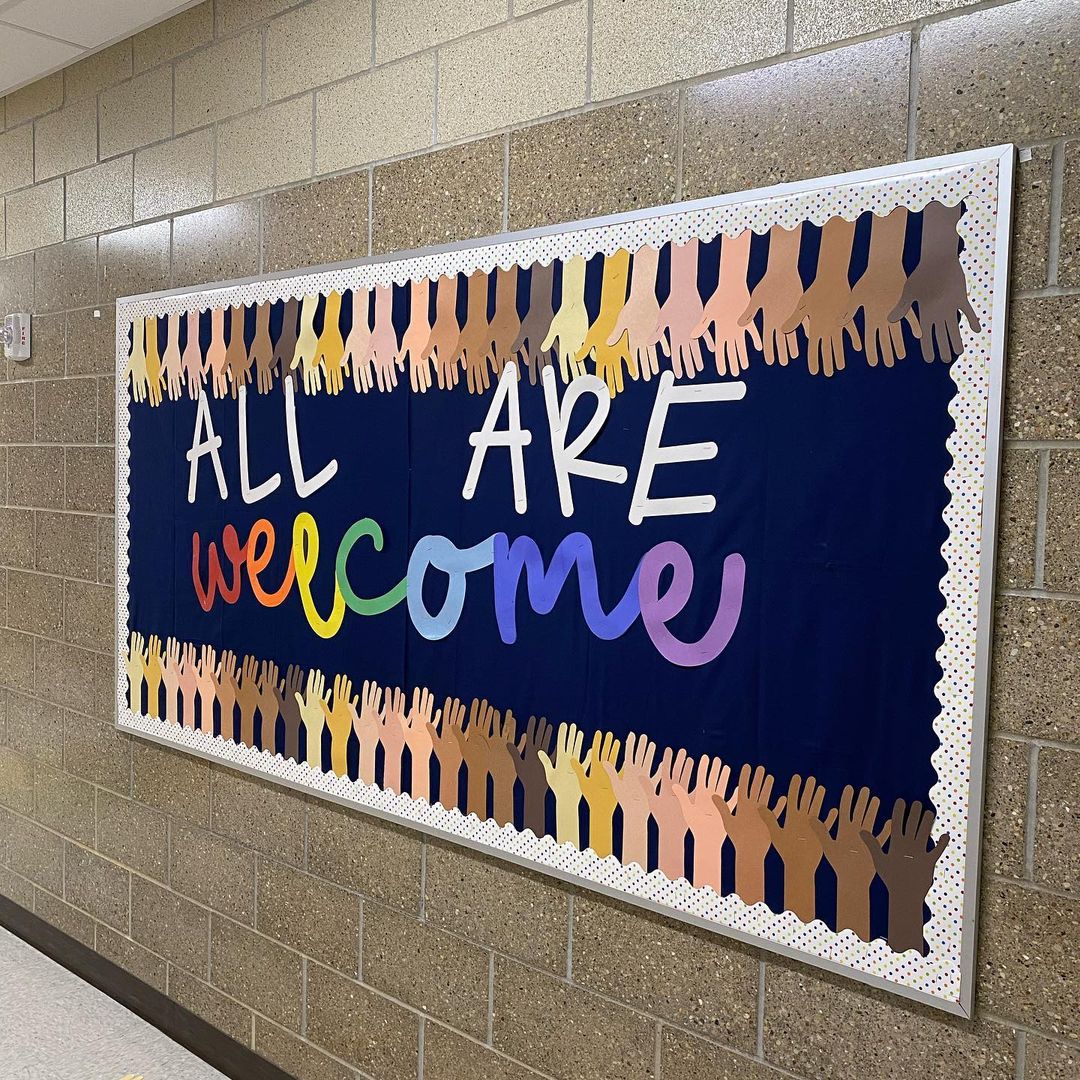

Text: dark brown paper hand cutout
xmin=511 ymin=715 xmax=553 ymax=836
xmin=889 ymin=201 xmax=981 ymax=363
xmin=861 ymin=799 xmax=948 ymax=955
xmin=850 ymin=208 xmax=919 ymax=368
xmin=781 ymin=216 xmax=860 ymax=377
xmin=273 ymin=298 xmax=300 ymax=386
xmin=486 ymin=265 xmax=521 ymax=379
xmin=512 ymin=263 xmax=555 ymax=384
xmin=740 ymin=224 xmax=803 ymax=367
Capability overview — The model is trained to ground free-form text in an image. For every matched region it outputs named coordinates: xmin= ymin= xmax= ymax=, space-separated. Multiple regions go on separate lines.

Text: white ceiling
xmin=0 ymin=0 xmax=202 ymax=98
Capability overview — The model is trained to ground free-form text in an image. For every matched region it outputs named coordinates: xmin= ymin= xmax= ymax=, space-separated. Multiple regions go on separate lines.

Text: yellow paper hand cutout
xmin=315 ymin=291 xmax=347 ymax=394
xmin=577 ymin=249 xmax=636 ymax=396
xmin=291 ymin=294 xmax=323 ymax=393
xmin=541 ymin=255 xmax=589 ymax=382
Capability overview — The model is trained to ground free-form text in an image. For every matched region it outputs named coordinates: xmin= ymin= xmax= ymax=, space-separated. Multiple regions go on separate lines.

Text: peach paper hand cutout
xmin=401 ymin=687 xmax=435 ymax=802
xmin=314 ymin=291 xmax=346 ymax=395
xmin=693 ymin=232 xmax=761 ymax=377
xmin=781 ymin=216 xmax=861 ymax=377
xmin=650 ymin=239 xmax=706 ymax=379
xmin=353 ymin=679 xmax=383 ymax=785
xmin=423 ymin=275 xmax=462 ymax=391
xmin=601 ymin=731 xmax=655 ymax=870
xmin=577 ymin=249 xmax=636 ymax=396
xmin=363 ymin=285 xmax=402 ymax=393
xmin=344 ymin=290 xmax=374 ymax=393
xmin=740 ymin=224 xmax=803 ymax=367
xmin=541 ymin=255 xmax=589 ymax=382
xmin=567 ymin=730 xmax=621 ymax=859
xmin=850 ymin=208 xmax=920 ymax=368
xmin=127 ymin=319 xmax=148 ymax=403
xmin=713 ymin=763 xmax=785 ymax=907
xmin=889 ymin=201 xmax=981 ymax=363
xmin=161 ymin=313 xmax=183 ymax=400
xmin=206 ymin=307 xmax=229 ymax=398
xmin=511 ymin=262 xmax=555 ymax=384
xmin=291 ymin=294 xmax=323 ymax=394
xmin=538 ymin=721 xmax=586 ymax=847
xmin=181 ymin=311 xmax=205 ymax=399
xmin=607 ymin=245 xmax=663 ymax=381
xmin=143 ymin=318 xmax=165 ymax=407
xmin=642 ymin=747 xmax=693 ymax=881
xmin=398 ymin=279 xmax=434 ymax=392
xmin=379 ymin=686 xmax=408 ymax=794
xmin=671 ymin=755 xmax=734 ymax=893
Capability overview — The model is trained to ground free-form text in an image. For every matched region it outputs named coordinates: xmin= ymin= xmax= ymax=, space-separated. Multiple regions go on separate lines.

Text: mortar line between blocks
xmin=1024 ymin=743 xmax=1039 ymax=881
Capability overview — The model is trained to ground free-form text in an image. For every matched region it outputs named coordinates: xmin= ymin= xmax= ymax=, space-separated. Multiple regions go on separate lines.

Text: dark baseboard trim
xmin=0 ymin=893 xmax=294 ymax=1080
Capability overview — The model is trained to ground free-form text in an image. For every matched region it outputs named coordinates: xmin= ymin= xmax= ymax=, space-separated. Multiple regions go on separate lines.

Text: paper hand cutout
xmin=650 ymin=239 xmax=706 ymax=379
xmin=850 ymin=208 xmax=920 ymax=368
xmin=671 ymin=755 xmax=734 ymax=893
xmin=538 ymin=721 xmax=586 ymax=847
xmin=568 ymin=730 xmax=621 ymax=858
xmin=352 ymin=679 xmax=382 ymax=785
xmin=344 ymin=290 xmax=373 ymax=394
xmin=363 ymin=285 xmax=402 ymax=393
xmin=642 ymin=747 xmax=693 ymax=881
xmin=250 ymin=302 xmax=276 ymax=394
xmin=713 ymin=764 xmax=785 ymax=907
xmin=861 ymin=799 xmax=949 ymax=954
xmin=398 ymin=279 xmax=434 ymax=393
xmin=273 ymin=298 xmax=300 ymax=391
xmin=578 ymin=248 xmax=636 ymax=396
xmin=126 ymin=320 xmax=148 ymax=403
xmin=255 ymin=659 xmax=281 ymax=750
xmin=380 ymin=686 xmax=408 ymax=794
xmin=143 ymin=318 xmax=165 ymax=407
xmin=125 ymin=631 xmax=147 ymax=711
xmin=740 ymin=224 xmax=803 ymax=367
xmin=759 ymin=774 xmax=829 ymax=923
xmin=512 ymin=715 xmax=553 ymax=837
xmin=400 ymin=687 xmax=435 ymax=802
xmin=486 ymin=265 xmax=521 ymax=380
xmin=314 ymin=291 xmax=346 ymax=395
xmin=455 ymin=270 xmax=496 ymax=395
xmin=235 ymin=654 xmax=260 ymax=749
xmin=204 ymin=307 xmax=229 ymax=397
xmin=277 ymin=663 xmax=305 ymax=763
xmin=602 ymin=731 xmax=655 ymax=870
xmin=160 ymin=637 xmax=182 ymax=724
xmin=452 ymin=697 xmax=498 ymax=816
xmin=607 ymin=245 xmax=662 ymax=381
xmin=225 ymin=305 xmax=251 ymax=397
xmin=475 ymin=703 xmax=520 ymax=827
xmin=291 ymin=294 xmax=323 ymax=394
xmin=214 ymin=648 xmax=240 ymax=743
xmin=427 ymin=695 xmax=466 ymax=810
xmin=889 ymin=201 xmax=981 ymax=362
xmin=512 ymin=263 xmax=555 ymax=384
xmin=541 ymin=255 xmax=589 ymax=382
xmin=694 ymin=232 xmax=761 ymax=377
xmin=161 ymin=314 xmax=183 ymax=400
xmin=424 ymin=275 xmax=462 ymax=391
xmin=295 ymin=669 xmax=329 ymax=770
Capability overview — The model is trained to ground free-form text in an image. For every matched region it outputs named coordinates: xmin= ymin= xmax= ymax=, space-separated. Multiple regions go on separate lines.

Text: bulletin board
xmin=116 ymin=145 xmax=1014 ymax=1014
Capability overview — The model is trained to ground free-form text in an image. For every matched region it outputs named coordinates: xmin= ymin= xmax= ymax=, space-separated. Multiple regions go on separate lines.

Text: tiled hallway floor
xmin=0 ymin=927 xmax=227 ymax=1080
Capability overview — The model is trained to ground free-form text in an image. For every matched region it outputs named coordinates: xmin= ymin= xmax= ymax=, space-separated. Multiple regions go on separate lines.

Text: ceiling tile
xmin=0 ymin=23 xmax=81 ymax=96
xmin=2 ymin=0 xmax=196 ymax=48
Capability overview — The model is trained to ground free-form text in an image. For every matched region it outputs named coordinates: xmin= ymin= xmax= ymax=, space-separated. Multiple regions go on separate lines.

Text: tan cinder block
xmin=991 ymin=596 xmax=1080 ymax=743
xmin=979 ymin=880 xmax=1079 ymax=1040
xmin=167 ymin=967 xmax=254 ymax=1043
xmin=374 ymin=0 xmax=505 ymax=64
xmin=34 ymin=764 xmax=95 ymax=846
xmin=572 ymin=894 xmax=758 ymax=1049
xmin=764 ymin=961 xmax=1016 ymax=1078
xmin=0 ymin=126 xmax=33 ymax=196
xmin=210 ymin=916 xmax=304 ymax=1030
xmin=363 ymin=904 xmax=490 ymax=1038
xmin=1034 ymin=747 xmax=1080 ymax=893
xmin=424 ymin=1025 xmax=539 ymax=1080
xmin=5 ymin=72 xmax=62 ymax=127
xmin=62 ymin=580 xmax=113 ymax=652
xmin=134 ymin=130 xmax=215 ymax=222
xmin=216 ymin=96 xmax=314 ymax=201
xmin=10 ymin=447 xmax=65 ymax=510
xmin=918 ymin=0 xmax=1080 ymax=154
xmin=100 ymin=70 xmax=173 ymax=158
xmin=67 ymin=306 xmax=116 ymax=381
xmin=7 ymin=570 xmax=63 ymax=638
xmin=210 ymin=765 xmax=308 ymax=868
xmin=66 ymin=156 xmax=135 ymax=241
xmin=171 ymin=202 xmax=261 ymax=288
xmin=34 ymin=97 xmax=97 ymax=182
xmin=0 ymin=382 xmax=34 ymax=441
xmin=174 ymin=28 xmax=262 ymax=134
xmin=662 ymin=1027 xmax=786 ymax=1080
xmin=492 ymin=955 xmax=658 ymax=1079
xmin=97 ymin=517 xmax=114 ymax=585
xmin=170 ymin=822 xmax=257 ymax=926
xmin=794 ymin=0 xmax=978 ymax=50
xmin=0 ymin=632 xmax=35 ymax=697
xmin=1011 ymin=144 xmax=1053 ymax=291
xmin=65 ymin=446 xmax=114 ymax=513
xmin=0 ymin=509 xmax=35 ymax=570
xmin=683 ymin=35 xmax=909 ymax=200
xmin=593 ymin=0 xmax=786 ymax=100
xmin=63 ymin=712 xmax=130 ymax=794
xmin=253 ymin=1016 xmax=356 ymax=1080
xmin=0 ymin=252 xmax=34 ymax=317
xmin=37 ymin=512 xmax=98 ymax=579
xmin=314 ymin=53 xmax=435 ymax=175
xmin=99 ymin=220 xmax=171 ymax=303
xmin=132 ymin=739 xmax=211 ymax=827
xmin=509 ymin=94 xmax=680 ymax=231
xmin=35 ymin=237 xmax=98 ymax=314
xmin=1004 ymin=296 xmax=1080 ymax=440
xmin=6 ymin=814 xmax=62 ymax=891
xmin=1044 ymin=450 xmax=1080 ymax=592
xmin=0 ymin=865 xmax=35 ymax=909
xmin=371 ymin=137 xmax=503 ymax=255
xmin=95 ymin=925 xmax=168 ymax=992
xmin=130 ymin=875 xmax=210 ymax=975
xmin=6 ymin=179 xmax=63 ymax=254
xmin=35 ymin=639 xmax=98 ymax=710
xmin=304 ymin=962 xmax=419 ymax=1079
xmin=133 ymin=1 xmax=214 ymax=74
xmin=266 ymin=0 xmax=372 ymax=101
xmin=97 ymin=373 xmax=115 ymax=445
xmin=97 ymin=790 xmax=169 ymax=882
xmin=64 ymin=41 xmax=132 ymax=102
xmin=424 ymin=841 xmax=570 ymax=974
xmin=995 ymin=449 xmax=1039 ymax=590
xmin=64 ymin=842 xmax=130 ymax=932
xmin=37 ymin=378 xmax=97 ymax=445
xmin=982 ymin=737 xmax=1030 ymax=880
xmin=34 ymin=888 xmax=95 ymax=945
xmin=438 ymin=4 xmax=588 ymax=143
xmin=217 ymin=0 xmax=304 ymax=35
xmin=1025 ymin=1034 xmax=1080 ymax=1080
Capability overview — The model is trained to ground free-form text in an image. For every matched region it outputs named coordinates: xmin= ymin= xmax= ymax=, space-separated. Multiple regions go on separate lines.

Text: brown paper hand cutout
xmin=740 ymin=224 xmax=803 ymax=367
xmin=235 ymin=655 xmax=260 ymax=748
xmin=398 ymin=279 xmax=434 ymax=392
xmin=427 ymin=695 xmax=466 ymax=809
xmin=541 ymin=255 xmax=589 ymax=382
xmin=713 ymin=764 xmax=786 ymax=907
xmin=424 ymin=275 xmax=462 ymax=391
xmin=693 ymin=231 xmax=761 ymax=377
xmin=215 ymin=648 xmax=240 ymax=743
xmin=314 ymin=291 xmax=346 ymax=395
xmin=206 ymin=307 xmax=229 ymax=397
xmin=455 ymin=270 xmax=495 ymax=395
xmin=671 ymin=755 xmax=734 ymax=893
xmin=850 ymin=208 xmax=920 ymax=368
xmin=607 ymin=245 xmax=662 ymax=381
xmin=254 ymin=659 xmax=280 ymax=750
xmin=453 ymin=697 xmax=499 ymax=816
xmin=889 ymin=201 xmax=981 ymax=362
xmin=781 ymin=216 xmax=861 ymax=377
xmin=861 ymin=799 xmax=949 ymax=954
xmin=810 ymin=784 xmax=890 ymax=941
xmin=344 ymin=290 xmax=373 ymax=393
xmin=577 ymin=248 xmax=636 ymax=396
xmin=602 ymin=731 xmax=656 ymax=870
xmin=476 ymin=704 xmax=521 ymax=827
xmin=486 ymin=265 xmax=521 ymax=379
xmin=759 ymin=774 xmax=828 ymax=924
xmin=650 ymin=239 xmax=706 ymax=379
xmin=512 ymin=263 xmax=555 ymax=384
xmin=225 ymin=305 xmax=251 ymax=397
xmin=511 ymin=715 xmax=554 ymax=836
xmin=273 ymin=298 xmax=300 ymax=388
xmin=363 ymin=285 xmax=403 ymax=393
xmin=181 ymin=311 xmax=204 ymax=399
xmin=250 ymin=302 xmax=276 ymax=394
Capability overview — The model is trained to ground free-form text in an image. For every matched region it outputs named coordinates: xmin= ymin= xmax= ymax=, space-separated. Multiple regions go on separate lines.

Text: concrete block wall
xmin=0 ymin=0 xmax=1077 ymax=1077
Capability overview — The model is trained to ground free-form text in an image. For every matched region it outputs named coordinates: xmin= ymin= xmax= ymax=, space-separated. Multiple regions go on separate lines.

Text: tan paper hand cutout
xmin=889 ymin=201 xmax=981 ymax=362
xmin=379 ymin=686 xmax=408 ymax=793
xmin=353 ymin=679 xmax=383 ymax=785
xmin=362 ymin=285 xmax=402 ymax=393
xmin=401 ymin=687 xmax=435 ymax=802
xmin=181 ymin=311 xmax=205 ymax=399
xmin=344 ymin=290 xmax=373 ymax=393
xmin=577 ymin=249 xmax=636 ymax=396
xmin=215 ymin=648 xmax=240 ymax=743
xmin=541 ymin=255 xmax=589 ymax=382
xmin=693 ymin=231 xmax=761 ymax=377
xmin=607 ymin=245 xmax=662 ymax=381
xmin=235 ymin=655 xmax=260 ymax=749
xmin=160 ymin=637 xmax=182 ymax=724
xmin=296 ymin=669 xmax=330 ymax=770
xmin=781 ymin=216 xmax=861 ymax=377
xmin=427 ymin=695 xmax=466 ymax=810
xmin=850 ymin=208 xmax=920 ymax=368
xmin=740 ymin=224 xmax=803 ymax=367
xmin=511 ymin=262 xmax=555 ymax=384
xmin=206 ymin=307 xmax=229 ymax=397
xmin=650 ymin=239 xmax=706 ymax=379
xmin=671 ymin=755 xmax=734 ymax=893
xmin=642 ymin=747 xmax=693 ymax=881
xmin=127 ymin=320 xmax=148 ymax=403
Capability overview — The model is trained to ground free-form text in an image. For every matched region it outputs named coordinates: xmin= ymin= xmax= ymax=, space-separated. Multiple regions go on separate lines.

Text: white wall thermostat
xmin=2 ymin=313 xmax=31 ymax=361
